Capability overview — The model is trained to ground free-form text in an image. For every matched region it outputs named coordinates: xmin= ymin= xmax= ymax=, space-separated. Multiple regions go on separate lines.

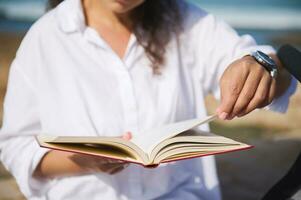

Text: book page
xmin=131 ymin=115 xmax=218 ymax=154
xmin=40 ymin=140 xmax=140 ymax=163
xmin=153 ymin=142 xmax=251 ymax=164
xmin=36 ymin=135 xmax=149 ymax=164
xmin=149 ymin=131 xmax=248 ymax=161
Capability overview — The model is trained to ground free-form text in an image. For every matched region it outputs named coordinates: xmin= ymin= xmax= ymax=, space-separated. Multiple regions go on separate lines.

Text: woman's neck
xmin=82 ymin=0 xmax=133 ymax=32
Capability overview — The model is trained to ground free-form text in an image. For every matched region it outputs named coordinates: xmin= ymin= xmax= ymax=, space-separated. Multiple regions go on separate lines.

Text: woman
xmin=0 ymin=0 xmax=296 ymax=199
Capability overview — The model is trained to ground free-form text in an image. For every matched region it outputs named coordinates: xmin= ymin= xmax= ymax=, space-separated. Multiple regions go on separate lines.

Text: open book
xmin=36 ymin=115 xmax=252 ymax=167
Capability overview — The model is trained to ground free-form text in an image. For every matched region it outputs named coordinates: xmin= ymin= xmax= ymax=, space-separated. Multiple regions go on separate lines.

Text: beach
xmin=0 ymin=32 xmax=301 ymax=199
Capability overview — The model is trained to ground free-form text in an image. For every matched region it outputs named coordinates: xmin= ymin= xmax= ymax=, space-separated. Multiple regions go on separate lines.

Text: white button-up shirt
xmin=0 ymin=0 xmax=297 ymax=199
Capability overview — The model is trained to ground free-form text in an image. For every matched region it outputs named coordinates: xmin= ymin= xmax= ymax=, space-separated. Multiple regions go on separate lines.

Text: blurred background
xmin=0 ymin=0 xmax=300 ymax=199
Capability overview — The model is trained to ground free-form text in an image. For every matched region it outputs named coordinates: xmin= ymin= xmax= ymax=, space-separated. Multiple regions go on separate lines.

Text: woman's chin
xmin=110 ymin=0 xmax=143 ymax=14
xmin=110 ymin=3 xmax=132 ymax=13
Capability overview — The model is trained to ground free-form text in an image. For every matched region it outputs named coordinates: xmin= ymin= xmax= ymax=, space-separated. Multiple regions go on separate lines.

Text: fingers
xmin=108 ymin=164 xmax=129 ymax=175
xmin=98 ymin=161 xmax=129 ymax=175
xmin=217 ymin=56 xmax=277 ymax=120
xmin=229 ymin=66 xmax=266 ymax=119
xmin=217 ymin=59 xmax=250 ymax=119
xmin=70 ymin=152 xmax=130 ymax=175
xmin=96 ymin=158 xmax=127 ymax=166
xmin=95 ymin=158 xmax=129 ymax=175
xmin=237 ymin=72 xmax=273 ymax=117
xmin=92 ymin=131 xmax=132 ymax=175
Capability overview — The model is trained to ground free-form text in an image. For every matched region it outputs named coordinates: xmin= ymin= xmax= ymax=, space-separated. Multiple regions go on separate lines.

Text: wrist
xmin=269 ymin=54 xmax=292 ymax=98
xmin=34 ymin=151 xmax=86 ymax=179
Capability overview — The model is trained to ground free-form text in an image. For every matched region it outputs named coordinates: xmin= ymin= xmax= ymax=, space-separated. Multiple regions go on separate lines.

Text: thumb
xmin=122 ymin=132 xmax=132 ymax=140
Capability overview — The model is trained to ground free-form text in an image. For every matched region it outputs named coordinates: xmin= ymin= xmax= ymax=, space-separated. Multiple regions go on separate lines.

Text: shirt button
xmin=194 ymin=176 xmax=201 ymax=184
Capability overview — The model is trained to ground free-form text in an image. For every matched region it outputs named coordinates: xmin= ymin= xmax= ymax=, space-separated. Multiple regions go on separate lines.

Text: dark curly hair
xmin=48 ymin=0 xmax=184 ymax=74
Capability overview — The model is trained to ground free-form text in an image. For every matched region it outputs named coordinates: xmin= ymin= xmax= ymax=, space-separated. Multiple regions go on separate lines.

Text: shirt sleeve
xmin=195 ymin=14 xmax=274 ymax=98
xmin=0 ymin=59 xmax=54 ymax=197
xmin=192 ymin=11 xmax=295 ymax=113
xmin=265 ymin=76 xmax=298 ymax=113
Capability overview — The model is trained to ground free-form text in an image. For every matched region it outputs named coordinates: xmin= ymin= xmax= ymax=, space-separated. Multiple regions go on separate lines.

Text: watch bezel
xmin=251 ymin=51 xmax=277 ymax=71
xmin=256 ymin=51 xmax=277 ymax=69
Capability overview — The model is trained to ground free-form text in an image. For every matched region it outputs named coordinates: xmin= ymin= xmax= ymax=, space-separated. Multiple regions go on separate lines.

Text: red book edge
xmin=35 ymin=136 xmax=254 ymax=168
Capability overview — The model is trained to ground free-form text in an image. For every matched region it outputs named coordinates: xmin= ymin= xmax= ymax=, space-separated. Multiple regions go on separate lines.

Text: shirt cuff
xmin=28 ymin=146 xmax=57 ymax=195
xmin=237 ymin=44 xmax=276 ymax=59
xmin=265 ymin=75 xmax=298 ymax=113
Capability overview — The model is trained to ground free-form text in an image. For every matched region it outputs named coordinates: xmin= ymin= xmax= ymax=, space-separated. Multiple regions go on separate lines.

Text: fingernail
xmin=123 ymin=132 xmax=132 ymax=140
xmin=219 ymin=112 xmax=228 ymax=120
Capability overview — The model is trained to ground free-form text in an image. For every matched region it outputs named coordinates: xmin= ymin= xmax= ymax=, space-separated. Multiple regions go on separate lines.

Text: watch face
xmin=257 ymin=51 xmax=276 ymax=66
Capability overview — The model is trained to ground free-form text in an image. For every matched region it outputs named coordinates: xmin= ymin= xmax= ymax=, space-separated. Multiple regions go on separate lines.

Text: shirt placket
xmin=83 ymin=29 xmax=143 ymax=197
xmin=115 ymin=54 xmax=143 ymax=199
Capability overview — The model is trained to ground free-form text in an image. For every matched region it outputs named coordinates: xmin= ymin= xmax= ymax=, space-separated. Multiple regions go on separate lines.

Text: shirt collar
xmin=56 ymin=0 xmax=86 ymax=33
xmin=54 ymin=0 xmax=138 ymax=63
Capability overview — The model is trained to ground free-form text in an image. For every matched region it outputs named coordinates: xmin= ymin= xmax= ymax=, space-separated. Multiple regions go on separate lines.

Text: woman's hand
xmin=70 ymin=132 xmax=132 ymax=175
xmin=216 ymin=55 xmax=291 ymax=120
xmin=70 ymin=154 xmax=130 ymax=175
xmin=34 ymin=132 xmax=132 ymax=179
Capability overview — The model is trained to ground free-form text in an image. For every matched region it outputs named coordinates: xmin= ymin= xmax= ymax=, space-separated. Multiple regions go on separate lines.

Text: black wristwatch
xmin=250 ymin=51 xmax=278 ymax=78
